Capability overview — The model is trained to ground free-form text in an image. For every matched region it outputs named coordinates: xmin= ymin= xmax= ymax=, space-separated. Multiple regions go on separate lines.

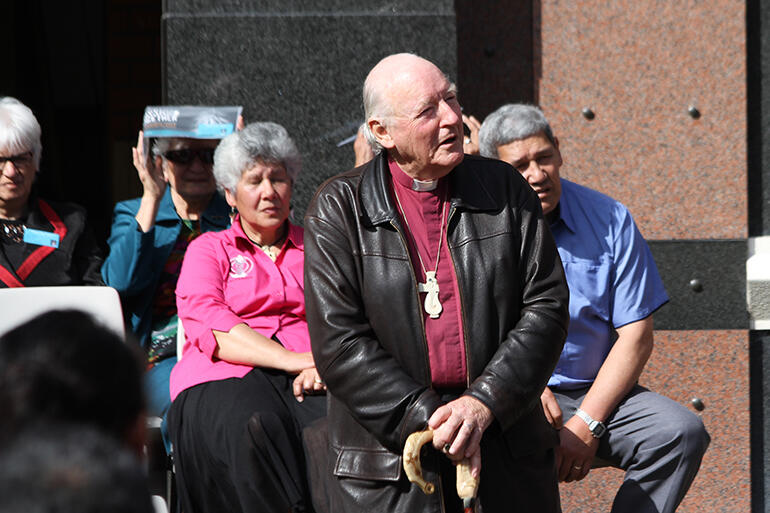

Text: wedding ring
xmin=464 ymin=136 xmax=471 ymax=144
xmin=314 ymin=378 xmax=324 ymax=384
xmin=573 ymin=465 xmax=582 ymax=470
xmin=443 ymin=443 xmax=451 ymax=453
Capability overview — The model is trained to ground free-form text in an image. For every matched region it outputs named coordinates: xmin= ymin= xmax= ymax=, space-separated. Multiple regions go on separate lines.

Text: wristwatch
xmin=575 ymin=408 xmax=607 ymax=438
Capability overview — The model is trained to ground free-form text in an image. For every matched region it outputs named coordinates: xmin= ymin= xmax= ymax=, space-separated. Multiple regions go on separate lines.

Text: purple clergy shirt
xmin=389 ymin=159 xmax=467 ymax=388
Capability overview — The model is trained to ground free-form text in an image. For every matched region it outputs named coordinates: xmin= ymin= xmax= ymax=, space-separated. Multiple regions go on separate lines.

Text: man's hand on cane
xmin=428 ymin=395 xmax=493 ymax=478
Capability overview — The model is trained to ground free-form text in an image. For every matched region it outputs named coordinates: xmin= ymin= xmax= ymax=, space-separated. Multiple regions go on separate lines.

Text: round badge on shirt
xmin=229 ymin=254 xmax=254 ymax=278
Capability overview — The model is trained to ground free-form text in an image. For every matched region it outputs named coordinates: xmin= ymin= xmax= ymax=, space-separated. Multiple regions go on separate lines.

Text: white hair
xmin=213 ymin=122 xmax=301 ymax=194
xmin=0 ymin=97 xmax=42 ymax=169
xmin=361 ymin=70 xmax=395 ymax=153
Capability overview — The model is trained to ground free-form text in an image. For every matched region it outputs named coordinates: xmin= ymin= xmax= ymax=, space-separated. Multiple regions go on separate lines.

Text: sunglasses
xmin=0 ymin=152 xmax=33 ymax=167
xmin=163 ymin=148 xmax=215 ymax=165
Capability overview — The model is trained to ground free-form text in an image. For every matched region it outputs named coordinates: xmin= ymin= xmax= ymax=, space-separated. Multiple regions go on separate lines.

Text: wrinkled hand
xmin=462 ymin=114 xmax=481 ymax=155
xmin=132 ymin=130 xmax=166 ymax=199
xmin=541 ymin=387 xmax=564 ymax=429
xmin=555 ymin=416 xmax=599 ymax=482
xmin=428 ymin=396 xmax=493 ymax=478
xmin=292 ymin=367 xmax=326 ymax=402
xmin=354 ymin=124 xmax=375 ymax=167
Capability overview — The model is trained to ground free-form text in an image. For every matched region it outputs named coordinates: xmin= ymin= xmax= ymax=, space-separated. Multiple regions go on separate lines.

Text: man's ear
xmin=369 ymin=119 xmax=395 ymax=150
xmin=552 ymin=136 xmax=564 ymax=166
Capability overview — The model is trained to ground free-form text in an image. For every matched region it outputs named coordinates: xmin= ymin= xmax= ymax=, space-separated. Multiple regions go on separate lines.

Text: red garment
xmin=0 ymin=199 xmax=68 ymax=288
xmin=389 ymin=159 xmax=466 ymax=387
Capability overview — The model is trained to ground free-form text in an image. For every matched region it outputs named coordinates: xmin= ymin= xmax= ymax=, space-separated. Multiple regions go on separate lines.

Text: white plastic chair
xmin=0 ymin=286 xmax=125 ymax=337
xmin=176 ymin=317 xmax=185 ymax=361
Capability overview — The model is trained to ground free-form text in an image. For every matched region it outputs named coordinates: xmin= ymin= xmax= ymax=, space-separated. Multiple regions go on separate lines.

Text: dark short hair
xmin=0 ymin=423 xmax=153 ymax=513
xmin=0 ymin=310 xmax=145 ymax=447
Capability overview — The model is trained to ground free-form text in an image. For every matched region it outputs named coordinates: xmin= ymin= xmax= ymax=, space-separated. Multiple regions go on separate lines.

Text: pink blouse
xmin=169 ymin=216 xmax=309 ymax=400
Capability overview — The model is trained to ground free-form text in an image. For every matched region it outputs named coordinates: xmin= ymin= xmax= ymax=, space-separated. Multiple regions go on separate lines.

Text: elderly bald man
xmin=304 ymin=53 xmax=570 ymax=513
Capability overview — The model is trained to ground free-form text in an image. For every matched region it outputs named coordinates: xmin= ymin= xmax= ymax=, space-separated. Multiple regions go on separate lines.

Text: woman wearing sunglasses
xmin=101 ymin=129 xmax=231 ymax=452
xmin=168 ymin=122 xmax=325 ymax=513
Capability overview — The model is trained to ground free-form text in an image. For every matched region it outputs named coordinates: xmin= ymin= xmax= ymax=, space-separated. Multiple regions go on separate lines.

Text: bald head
xmin=363 ymin=54 xmax=449 ymax=148
xmin=361 ymin=53 xmax=464 ymax=179
xmin=365 ymin=53 xmax=442 ymax=92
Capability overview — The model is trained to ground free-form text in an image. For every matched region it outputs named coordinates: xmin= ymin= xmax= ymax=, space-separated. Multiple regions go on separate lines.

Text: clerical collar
xmin=388 ymin=158 xmax=440 ymax=191
xmin=412 ymin=178 xmax=439 ymax=191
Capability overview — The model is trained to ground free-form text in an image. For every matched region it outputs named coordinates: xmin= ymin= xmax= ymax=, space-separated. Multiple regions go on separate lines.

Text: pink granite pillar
xmin=535 ymin=1 xmax=749 ymax=511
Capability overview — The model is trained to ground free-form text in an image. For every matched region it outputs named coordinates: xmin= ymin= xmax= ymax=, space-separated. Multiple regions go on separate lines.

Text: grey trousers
xmin=551 ymin=385 xmax=710 ymax=513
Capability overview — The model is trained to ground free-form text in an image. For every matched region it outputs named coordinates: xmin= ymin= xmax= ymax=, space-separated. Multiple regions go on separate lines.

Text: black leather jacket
xmin=304 ymin=153 xmax=569 ymax=512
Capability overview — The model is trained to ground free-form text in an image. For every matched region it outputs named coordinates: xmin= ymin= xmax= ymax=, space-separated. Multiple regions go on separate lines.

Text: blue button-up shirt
xmin=548 ymin=179 xmax=668 ymax=390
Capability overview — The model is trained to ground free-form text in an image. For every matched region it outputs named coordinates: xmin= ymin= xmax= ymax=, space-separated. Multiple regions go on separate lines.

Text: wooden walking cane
xmin=403 ymin=429 xmax=480 ymax=512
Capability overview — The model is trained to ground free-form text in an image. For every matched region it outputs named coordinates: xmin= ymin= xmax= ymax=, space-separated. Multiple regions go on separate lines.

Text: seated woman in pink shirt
xmin=167 ymin=122 xmax=325 ymax=513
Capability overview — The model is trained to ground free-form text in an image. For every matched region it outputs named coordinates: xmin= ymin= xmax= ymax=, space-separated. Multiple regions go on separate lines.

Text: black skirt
xmin=168 ymin=367 xmax=327 ymax=513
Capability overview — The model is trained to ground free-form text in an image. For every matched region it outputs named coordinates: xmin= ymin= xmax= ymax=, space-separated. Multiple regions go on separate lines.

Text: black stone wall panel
xmin=649 ymin=240 xmax=748 ymax=330
xmin=162 ymin=4 xmax=456 ymax=219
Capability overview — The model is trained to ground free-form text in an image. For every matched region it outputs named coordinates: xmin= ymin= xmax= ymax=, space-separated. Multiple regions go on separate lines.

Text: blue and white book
xmin=142 ymin=105 xmax=242 ymax=139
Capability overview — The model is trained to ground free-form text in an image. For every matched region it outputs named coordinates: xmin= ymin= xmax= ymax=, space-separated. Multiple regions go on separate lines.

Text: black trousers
xmin=168 ymin=368 xmax=327 ymax=513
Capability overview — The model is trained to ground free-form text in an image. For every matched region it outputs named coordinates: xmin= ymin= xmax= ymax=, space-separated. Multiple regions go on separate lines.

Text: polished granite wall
xmin=537 ymin=1 xmax=746 ymax=241
xmin=558 ymin=331 xmax=750 ymax=511
xmin=537 ymin=1 xmax=750 ymax=511
xmin=162 ymin=0 xmax=457 ymax=220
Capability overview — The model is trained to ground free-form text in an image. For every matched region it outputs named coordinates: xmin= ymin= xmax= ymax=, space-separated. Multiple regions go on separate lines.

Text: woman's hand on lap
xmin=292 ymin=367 xmax=325 ymax=402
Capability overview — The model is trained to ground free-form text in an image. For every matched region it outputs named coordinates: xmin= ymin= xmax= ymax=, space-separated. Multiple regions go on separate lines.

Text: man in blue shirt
xmin=479 ymin=104 xmax=710 ymax=513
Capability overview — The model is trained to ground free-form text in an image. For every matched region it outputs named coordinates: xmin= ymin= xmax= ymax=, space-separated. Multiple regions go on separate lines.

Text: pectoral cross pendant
xmin=418 ymin=271 xmax=443 ymax=319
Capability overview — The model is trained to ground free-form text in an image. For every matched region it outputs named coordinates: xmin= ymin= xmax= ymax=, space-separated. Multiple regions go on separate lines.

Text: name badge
xmin=23 ymin=228 xmax=60 ymax=248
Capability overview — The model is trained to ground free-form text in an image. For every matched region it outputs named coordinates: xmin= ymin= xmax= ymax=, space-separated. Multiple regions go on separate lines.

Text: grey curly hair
xmin=213 ymin=122 xmax=301 ymax=194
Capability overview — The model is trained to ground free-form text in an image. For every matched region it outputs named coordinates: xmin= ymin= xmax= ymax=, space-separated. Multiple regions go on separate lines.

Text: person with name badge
xmin=0 ymin=97 xmax=103 ymax=288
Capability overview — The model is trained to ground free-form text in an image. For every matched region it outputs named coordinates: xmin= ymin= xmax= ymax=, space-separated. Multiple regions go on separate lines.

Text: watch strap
xmin=575 ymin=408 xmax=606 ymax=438
xmin=575 ymin=408 xmax=594 ymax=426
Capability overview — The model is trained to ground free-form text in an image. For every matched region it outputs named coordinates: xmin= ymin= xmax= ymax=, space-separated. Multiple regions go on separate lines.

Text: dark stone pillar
xmin=748 ymin=0 xmax=769 ymax=239
xmin=162 ymin=0 xmax=457 ymax=218
xmin=455 ymin=0 xmax=535 ymax=119
xmin=748 ymin=1 xmax=770 ymax=509
xmin=751 ymin=331 xmax=770 ymax=513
